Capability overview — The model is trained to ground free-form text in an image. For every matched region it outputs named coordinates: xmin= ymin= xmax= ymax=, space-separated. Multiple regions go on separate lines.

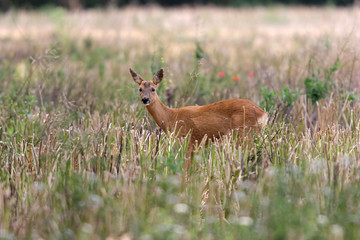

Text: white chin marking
xmin=144 ymin=103 xmax=150 ymax=106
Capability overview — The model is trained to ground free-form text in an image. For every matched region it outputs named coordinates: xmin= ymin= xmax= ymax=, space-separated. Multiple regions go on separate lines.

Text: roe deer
xmin=129 ymin=68 xmax=268 ymax=169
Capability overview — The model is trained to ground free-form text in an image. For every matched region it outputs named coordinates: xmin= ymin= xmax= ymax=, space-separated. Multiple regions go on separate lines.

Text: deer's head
xmin=129 ymin=68 xmax=163 ymax=106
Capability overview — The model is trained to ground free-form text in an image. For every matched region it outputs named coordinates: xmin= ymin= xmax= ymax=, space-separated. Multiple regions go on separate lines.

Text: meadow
xmin=0 ymin=6 xmax=360 ymax=239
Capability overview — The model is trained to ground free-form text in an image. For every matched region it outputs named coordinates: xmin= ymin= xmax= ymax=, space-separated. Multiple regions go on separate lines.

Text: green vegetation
xmin=0 ymin=7 xmax=360 ymax=239
xmin=260 ymin=86 xmax=299 ymax=112
xmin=304 ymin=58 xmax=342 ymax=104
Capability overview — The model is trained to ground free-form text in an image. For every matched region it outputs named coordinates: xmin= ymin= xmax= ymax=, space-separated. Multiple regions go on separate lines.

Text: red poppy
xmin=232 ymin=76 xmax=240 ymax=82
xmin=248 ymin=72 xmax=254 ymax=78
xmin=219 ymin=72 xmax=226 ymax=77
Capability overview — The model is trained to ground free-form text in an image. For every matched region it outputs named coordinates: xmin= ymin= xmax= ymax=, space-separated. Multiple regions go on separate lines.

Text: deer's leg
xmin=185 ymin=142 xmax=194 ymax=169
xmin=182 ymin=140 xmax=194 ymax=187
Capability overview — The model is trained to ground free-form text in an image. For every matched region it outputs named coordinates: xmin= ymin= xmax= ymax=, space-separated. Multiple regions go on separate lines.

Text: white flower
xmin=330 ymin=224 xmax=343 ymax=238
xmin=234 ymin=216 xmax=253 ymax=226
xmin=174 ymin=203 xmax=189 ymax=214
xmin=317 ymin=215 xmax=328 ymax=225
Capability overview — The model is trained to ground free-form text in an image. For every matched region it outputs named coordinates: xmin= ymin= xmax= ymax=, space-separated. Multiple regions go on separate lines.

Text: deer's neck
xmin=146 ymin=96 xmax=175 ymax=131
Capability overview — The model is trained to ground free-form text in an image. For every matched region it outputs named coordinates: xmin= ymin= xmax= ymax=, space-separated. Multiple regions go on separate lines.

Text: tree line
xmin=0 ymin=0 xmax=355 ymax=11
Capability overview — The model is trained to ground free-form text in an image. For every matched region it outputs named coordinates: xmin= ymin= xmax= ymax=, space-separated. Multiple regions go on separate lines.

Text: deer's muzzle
xmin=142 ymin=98 xmax=150 ymax=105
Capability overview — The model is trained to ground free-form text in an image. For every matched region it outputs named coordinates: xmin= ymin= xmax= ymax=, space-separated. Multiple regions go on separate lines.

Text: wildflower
xmin=239 ymin=216 xmax=254 ymax=226
xmin=330 ymin=224 xmax=343 ymax=238
xmin=219 ymin=72 xmax=226 ymax=77
xmin=248 ymin=72 xmax=254 ymax=78
xmin=317 ymin=215 xmax=329 ymax=225
xmin=174 ymin=203 xmax=189 ymax=214
xmin=232 ymin=76 xmax=240 ymax=82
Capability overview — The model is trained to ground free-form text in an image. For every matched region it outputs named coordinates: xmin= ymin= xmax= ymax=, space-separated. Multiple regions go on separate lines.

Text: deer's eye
xmin=139 ymin=88 xmax=142 ymax=93
xmin=151 ymin=88 xmax=155 ymax=92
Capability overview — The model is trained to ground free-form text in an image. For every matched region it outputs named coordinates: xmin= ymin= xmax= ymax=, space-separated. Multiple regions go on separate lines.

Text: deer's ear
xmin=129 ymin=68 xmax=144 ymax=85
xmin=152 ymin=69 xmax=164 ymax=85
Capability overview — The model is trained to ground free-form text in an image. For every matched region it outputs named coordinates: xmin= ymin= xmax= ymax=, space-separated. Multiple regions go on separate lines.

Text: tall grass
xmin=0 ymin=6 xmax=360 ymax=239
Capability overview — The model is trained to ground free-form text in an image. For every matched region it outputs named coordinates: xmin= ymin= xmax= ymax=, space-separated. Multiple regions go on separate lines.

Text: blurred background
xmin=1 ymin=0 xmax=359 ymax=109
xmin=0 ymin=0 xmax=357 ymax=10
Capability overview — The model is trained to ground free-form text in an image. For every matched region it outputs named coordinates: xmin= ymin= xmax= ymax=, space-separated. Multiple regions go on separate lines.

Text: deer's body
xmin=129 ymin=68 xmax=268 ymax=161
xmin=146 ymin=97 xmax=267 ymax=142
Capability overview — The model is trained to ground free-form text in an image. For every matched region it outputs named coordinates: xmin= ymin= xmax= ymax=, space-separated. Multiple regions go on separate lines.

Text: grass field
xmin=1 ymin=6 xmax=360 ymax=239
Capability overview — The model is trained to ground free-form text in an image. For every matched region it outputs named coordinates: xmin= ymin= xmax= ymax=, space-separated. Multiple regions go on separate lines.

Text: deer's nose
xmin=142 ymin=98 xmax=150 ymax=105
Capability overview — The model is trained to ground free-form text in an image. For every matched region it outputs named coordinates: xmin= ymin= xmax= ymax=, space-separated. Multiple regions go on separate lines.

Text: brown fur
xmin=129 ymin=68 xmax=268 ymax=163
